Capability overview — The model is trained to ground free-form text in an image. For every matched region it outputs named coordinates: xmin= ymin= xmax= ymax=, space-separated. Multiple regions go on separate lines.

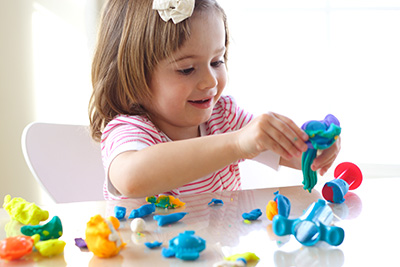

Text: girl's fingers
xmin=274 ymin=113 xmax=309 ymax=142
xmin=266 ymin=113 xmax=308 ymax=156
xmin=312 ymin=141 xmax=340 ymax=172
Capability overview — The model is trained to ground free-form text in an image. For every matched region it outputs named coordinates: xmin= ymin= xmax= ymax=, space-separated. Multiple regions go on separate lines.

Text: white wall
xmin=1 ymin=0 xmax=399 ymax=203
xmin=0 ymin=0 xmax=39 ymax=203
xmin=0 ymin=0 xmax=103 ymax=204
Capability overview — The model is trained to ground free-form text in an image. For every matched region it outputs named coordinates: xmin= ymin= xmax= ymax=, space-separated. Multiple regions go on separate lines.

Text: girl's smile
xmin=188 ymin=98 xmax=213 ymax=109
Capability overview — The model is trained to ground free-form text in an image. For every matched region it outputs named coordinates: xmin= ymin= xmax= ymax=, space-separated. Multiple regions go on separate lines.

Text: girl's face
xmin=146 ymin=10 xmax=227 ymax=140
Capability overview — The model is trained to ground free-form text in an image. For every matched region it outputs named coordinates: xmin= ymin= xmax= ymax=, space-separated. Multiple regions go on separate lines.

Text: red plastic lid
xmin=334 ymin=162 xmax=363 ymax=190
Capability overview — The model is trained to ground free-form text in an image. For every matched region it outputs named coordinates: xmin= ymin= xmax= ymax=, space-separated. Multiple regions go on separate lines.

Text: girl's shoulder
xmin=216 ymin=95 xmax=237 ymax=108
xmin=212 ymin=95 xmax=238 ymax=116
xmin=207 ymin=95 xmax=252 ymax=132
xmin=105 ymin=114 xmax=155 ymax=130
xmin=102 ymin=114 xmax=161 ymax=139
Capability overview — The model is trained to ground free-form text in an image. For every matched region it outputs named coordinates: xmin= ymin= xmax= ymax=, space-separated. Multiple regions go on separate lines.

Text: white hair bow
xmin=153 ymin=0 xmax=195 ymax=24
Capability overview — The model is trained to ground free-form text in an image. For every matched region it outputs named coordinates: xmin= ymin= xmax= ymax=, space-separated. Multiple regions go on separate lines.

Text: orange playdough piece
xmin=0 ymin=235 xmax=34 ymax=261
xmin=266 ymin=200 xmax=278 ymax=221
xmin=85 ymin=215 xmax=126 ymax=258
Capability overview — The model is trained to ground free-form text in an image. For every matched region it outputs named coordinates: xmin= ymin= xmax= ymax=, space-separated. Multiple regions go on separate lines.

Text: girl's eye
xmin=211 ymin=60 xmax=225 ymax=67
xmin=178 ymin=67 xmax=194 ymax=75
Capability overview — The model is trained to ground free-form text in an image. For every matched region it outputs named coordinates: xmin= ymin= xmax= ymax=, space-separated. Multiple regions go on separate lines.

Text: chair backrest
xmin=21 ymin=122 xmax=105 ymax=203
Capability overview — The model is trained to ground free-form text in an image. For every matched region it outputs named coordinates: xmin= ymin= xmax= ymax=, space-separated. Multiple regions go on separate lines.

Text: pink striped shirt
xmin=101 ymin=95 xmax=279 ymax=200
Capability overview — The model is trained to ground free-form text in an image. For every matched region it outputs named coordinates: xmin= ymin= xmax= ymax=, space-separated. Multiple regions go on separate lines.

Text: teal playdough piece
xmin=21 ymin=216 xmax=63 ymax=240
xmin=145 ymin=241 xmax=162 ymax=249
xmin=301 ymin=149 xmax=318 ymax=192
xmin=301 ymin=115 xmax=341 ymax=192
xmin=129 ymin=203 xmax=155 ymax=219
xmin=153 ymin=212 xmax=187 ymax=226
xmin=242 ymin=209 xmax=262 ymax=220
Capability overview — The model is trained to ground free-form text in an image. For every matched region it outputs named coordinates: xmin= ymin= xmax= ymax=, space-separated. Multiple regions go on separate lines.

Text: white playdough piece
xmin=130 ymin=218 xmax=146 ymax=232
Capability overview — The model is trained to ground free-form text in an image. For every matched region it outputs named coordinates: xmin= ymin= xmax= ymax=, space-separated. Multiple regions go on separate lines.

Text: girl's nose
xmin=198 ymin=67 xmax=218 ymax=90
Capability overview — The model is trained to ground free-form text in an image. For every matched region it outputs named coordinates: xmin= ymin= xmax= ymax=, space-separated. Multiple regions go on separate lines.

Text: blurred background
xmin=1 ymin=0 xmax=399 ymax=204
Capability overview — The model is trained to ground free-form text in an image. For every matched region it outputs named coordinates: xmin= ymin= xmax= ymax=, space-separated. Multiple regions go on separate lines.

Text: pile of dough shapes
xmin=1 ymin=195 xmax=66 ymax=260
xmin=146 ymin=195 xmax=185 ymax=209
xmin=0 ymin=235 xmax=65 ymax=260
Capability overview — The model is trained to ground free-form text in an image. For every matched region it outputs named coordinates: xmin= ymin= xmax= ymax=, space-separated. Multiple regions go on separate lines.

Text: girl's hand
xmin=312 ymin=136 xmax=341 ymax=176
xmin=235 ymin=112 xmax=309 ymax=160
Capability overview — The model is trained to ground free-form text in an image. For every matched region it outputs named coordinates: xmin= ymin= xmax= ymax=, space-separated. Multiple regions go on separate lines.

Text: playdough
xmin=21 ymin=216 xmax=63 ymax=240
xmin=3 ymin=195 xmax=49 ymax=225
xmin=85 ymin=215 xmax=126 ymax=258
xmin=146 ymin=195 xmax=185 ymax=209
xmin=301 ymin=115 xmax=341 ymax=192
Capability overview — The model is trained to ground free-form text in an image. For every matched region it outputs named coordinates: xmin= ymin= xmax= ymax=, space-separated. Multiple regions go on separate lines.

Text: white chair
xmin=21 ymin=122 xmax=105 ymax=203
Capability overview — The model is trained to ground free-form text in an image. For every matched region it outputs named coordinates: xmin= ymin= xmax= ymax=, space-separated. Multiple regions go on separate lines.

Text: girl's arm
xmin=109 ymin=112 xmax=310 ymax=198
xmin=110 ymin=132 xmax=241 ymax=197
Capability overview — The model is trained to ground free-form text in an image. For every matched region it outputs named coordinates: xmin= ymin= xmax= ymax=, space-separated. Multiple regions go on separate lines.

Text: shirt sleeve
xmin=101 ymin=116 xmax=161 ymax=197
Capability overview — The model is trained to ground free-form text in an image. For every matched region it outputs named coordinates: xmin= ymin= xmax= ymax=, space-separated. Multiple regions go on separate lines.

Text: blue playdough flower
xmin=301 ymin=114 xmax=341 ymax=192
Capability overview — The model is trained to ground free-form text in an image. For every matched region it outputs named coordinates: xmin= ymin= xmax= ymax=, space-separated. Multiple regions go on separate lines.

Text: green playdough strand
xmin=302 ymin=149 xmax=317 ymax=193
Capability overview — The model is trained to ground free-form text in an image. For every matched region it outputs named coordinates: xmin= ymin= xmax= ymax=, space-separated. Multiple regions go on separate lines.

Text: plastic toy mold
xmin=266 ymin=191 xmax=291 ymax=221
xmin=301 ymin=115 xmax=341 ymax=192
xmin=3 ymin=195 xmax=49 ymax=225
xmin=146 ymin=195 xmax=185 ymax=209
xmin=162 ymin=230 xmax=206 ymax=261
xmin=322 ymin=162 xmax=363 ymax=204
xmin=85 ymin=215 xmax=126 ymax=258
xmin=273 ymin=199 xmax=344 ymax=246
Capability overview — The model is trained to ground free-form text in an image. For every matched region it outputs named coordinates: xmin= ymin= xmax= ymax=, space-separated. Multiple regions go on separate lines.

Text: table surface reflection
xmin=1 ymin=177 xmax=399 ymax=266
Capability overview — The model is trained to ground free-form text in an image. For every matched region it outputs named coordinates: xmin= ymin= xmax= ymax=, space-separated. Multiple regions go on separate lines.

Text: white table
xmin=1 ymin=177 xmax=399 ymax=266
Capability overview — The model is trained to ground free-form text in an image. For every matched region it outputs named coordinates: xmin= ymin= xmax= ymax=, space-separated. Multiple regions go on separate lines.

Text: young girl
xmin=89 ymin=0 xmax=340 ymax=200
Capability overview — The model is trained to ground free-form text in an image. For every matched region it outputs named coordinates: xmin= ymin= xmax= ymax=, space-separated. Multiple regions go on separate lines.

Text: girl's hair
xmin=89 ymin=0 xmax=229 ymax=142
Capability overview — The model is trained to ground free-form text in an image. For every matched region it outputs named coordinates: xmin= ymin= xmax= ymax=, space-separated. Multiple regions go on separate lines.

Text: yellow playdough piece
xmin=3 ymin=195 xmax=49 ymax=225
xmin=266 ymin=200 xmax=278 ymax=221
xmin=35 ymin=239 xmax=66 ymax=257
xmin=146 ymin=195 xmax=185 ymax=208
xmin=85 ymin=215 xmax=126 ymax=258
xmin=225 ymin=252 xmax=260 ymax=262
xmin=168 ymin=196 xmax=185 ymax=208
